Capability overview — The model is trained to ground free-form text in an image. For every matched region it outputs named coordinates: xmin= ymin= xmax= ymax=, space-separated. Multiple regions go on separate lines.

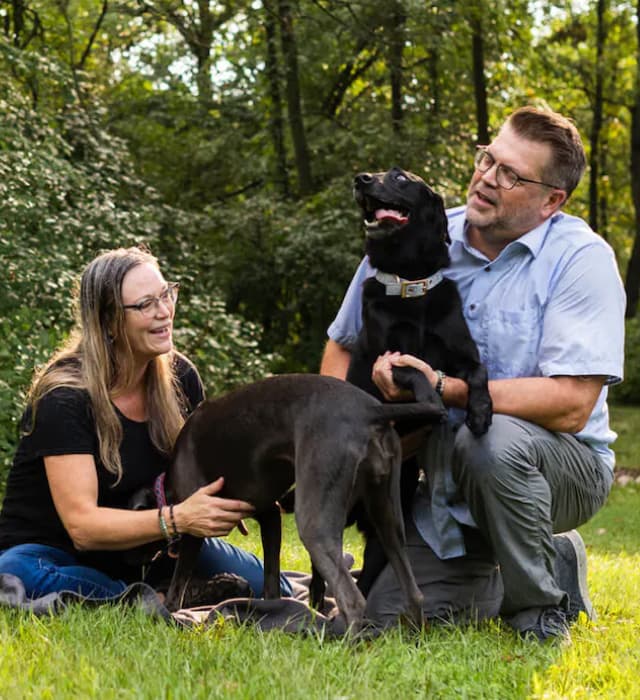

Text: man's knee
xmin=452 ymin=415 xmax=536 ymax=485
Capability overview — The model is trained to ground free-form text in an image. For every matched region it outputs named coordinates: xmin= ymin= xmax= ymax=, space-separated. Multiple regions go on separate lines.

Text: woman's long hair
xmin=27 ymin=246 xmax=187 ymax=483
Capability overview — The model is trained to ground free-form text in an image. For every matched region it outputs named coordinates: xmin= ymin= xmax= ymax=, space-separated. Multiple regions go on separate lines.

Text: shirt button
xmin=469 ymin=304 xmax=476 ymax=311
xmin=484 ymin=266 xmax=491 ymax=272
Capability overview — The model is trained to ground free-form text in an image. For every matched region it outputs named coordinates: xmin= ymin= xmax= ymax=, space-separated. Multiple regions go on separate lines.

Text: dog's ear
xmin=433 ymin=193 xmax=451 ymax=244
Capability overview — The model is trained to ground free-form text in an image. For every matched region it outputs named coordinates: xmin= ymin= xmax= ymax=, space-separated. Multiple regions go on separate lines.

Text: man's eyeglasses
xmin=123 ymin=282 xmax=180 ymax=318
xmin=474 ymin=147 xmax=562 ymax=191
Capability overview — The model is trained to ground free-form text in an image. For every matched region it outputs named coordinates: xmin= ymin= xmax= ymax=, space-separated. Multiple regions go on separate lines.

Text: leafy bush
xmin=0 ymin=48 xmax=274 ymax=484
xmin=195 ymin=179 xmax=365 ymax=372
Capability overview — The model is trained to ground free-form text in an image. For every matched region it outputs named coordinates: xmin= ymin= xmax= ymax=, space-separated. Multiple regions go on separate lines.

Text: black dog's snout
xmin=354 ymin=173 xmax=374 ymax=187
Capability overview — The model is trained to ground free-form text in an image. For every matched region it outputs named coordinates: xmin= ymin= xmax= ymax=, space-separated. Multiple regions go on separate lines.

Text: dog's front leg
xmin=463 ymin=363 xmax=493 ymax=436
xmin=256 ymin=503 xmax=282 ymax=599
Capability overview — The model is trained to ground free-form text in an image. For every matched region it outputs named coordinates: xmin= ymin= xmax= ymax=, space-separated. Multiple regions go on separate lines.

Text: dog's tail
xmin=369 ymin=401 xmax=446 ymax=425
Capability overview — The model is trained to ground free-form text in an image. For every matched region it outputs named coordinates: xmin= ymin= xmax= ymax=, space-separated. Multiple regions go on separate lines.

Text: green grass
xmin=1 ymin=408 xmax=639 ymax=698
xmin=2 ymin=490 xmax=640 ymax=700
xmin=0 ymin=605 xmax=561 ymax=699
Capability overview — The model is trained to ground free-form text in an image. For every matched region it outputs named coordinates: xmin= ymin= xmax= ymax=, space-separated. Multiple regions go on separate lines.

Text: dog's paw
xmin=465 ymin=410 xmax=493 ymax=437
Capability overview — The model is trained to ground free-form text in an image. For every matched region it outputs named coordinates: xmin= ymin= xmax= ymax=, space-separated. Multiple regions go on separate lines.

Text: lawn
xmin=0 ymin=406 xmax=639 ymax=699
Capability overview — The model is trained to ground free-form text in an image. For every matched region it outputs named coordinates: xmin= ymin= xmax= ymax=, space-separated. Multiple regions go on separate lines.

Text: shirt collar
xmin=447 ymin=206 xmax=562 ymax=260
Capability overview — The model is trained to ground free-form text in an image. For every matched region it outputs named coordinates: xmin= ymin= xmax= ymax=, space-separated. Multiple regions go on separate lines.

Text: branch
xmin=76 ymin=0 xmax=109 ymax=70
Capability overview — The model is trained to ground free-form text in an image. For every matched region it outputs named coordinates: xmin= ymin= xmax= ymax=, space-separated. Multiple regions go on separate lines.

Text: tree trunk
xmin=589 ymin=0 xmax=606 ymax=232
xmin=194 ymin=0 xmax=215 ymax=109
xmin=11 ymin=0 xmax=25 ymax=45
xmin=470 ymin=13 xmax=489 ymax=144
xmin=277 ymin=0 xmax=313 ymax=195
xmin=428 ymin=49 xmax=440 ymax=118
xmin=8 ymin=0 xmax=41 ymax=48
xmin=625 ymin=0 xmax=640 ymax=318
xmin=388 ymin=1 xmax=406 ymax=134
xmin=263 ymin=0 xmax=290 ymax=197
xmin=598 ymin=134 xmax=609 ymax=241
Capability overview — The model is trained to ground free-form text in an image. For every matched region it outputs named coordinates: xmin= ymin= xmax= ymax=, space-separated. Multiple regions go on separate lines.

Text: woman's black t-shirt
xmin=0 ymin=354 xmax=204 ymax=581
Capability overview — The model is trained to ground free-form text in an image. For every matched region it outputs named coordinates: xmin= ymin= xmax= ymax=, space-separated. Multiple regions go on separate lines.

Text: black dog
xmin=346 ymin=167 xmax=493 ymax=593
xmin=158 ymin=374 xmax=445 ymax=631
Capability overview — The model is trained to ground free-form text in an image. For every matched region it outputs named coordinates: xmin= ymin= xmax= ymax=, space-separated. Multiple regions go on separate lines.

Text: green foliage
xmin=194 ymin=179 xmax=364 ymax=372
xmin=608 ymin=404 xmax=640 ymax=471
xmin=1 ymin=1 xmax=638 ymax=473
xmin=0 ymin=43 xmax=274 ymax=483
xmin=610 ymin=317 xmax=640 ymax=405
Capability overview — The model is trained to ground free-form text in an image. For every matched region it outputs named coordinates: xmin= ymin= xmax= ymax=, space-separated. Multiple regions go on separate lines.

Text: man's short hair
xmin=506 ymin=106 xmax=587 ymax=196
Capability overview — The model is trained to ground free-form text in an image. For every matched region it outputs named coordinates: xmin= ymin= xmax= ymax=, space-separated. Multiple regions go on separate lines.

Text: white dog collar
xmin=374 ymin=270 xmax=444 ymax=298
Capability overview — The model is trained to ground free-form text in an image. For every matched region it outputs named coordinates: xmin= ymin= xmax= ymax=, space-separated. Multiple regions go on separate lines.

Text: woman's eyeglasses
xmin=123 ymin=282 xmax=180 ymax=317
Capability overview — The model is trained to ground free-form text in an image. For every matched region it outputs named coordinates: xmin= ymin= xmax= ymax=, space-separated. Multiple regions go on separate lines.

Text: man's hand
xmin=372 ymin=351 xmax=438 ymax=401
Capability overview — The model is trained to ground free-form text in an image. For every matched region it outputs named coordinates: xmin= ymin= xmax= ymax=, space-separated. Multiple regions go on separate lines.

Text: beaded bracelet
xmin=435 ymin=370 xmax=446 ymax=396
xmin=169 ymin=503 xmax=179 ymax=538
xmin=158 ymin=506 xmax=171 ymax=541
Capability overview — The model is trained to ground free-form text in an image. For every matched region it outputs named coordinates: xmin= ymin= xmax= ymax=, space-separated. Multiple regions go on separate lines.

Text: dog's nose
xmin=354 ymin=173 xmax=374 ymax=187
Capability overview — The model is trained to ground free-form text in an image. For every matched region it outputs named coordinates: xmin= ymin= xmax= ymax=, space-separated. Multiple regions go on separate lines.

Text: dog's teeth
xmin=364 ymin=220 xmax=380 ymax=229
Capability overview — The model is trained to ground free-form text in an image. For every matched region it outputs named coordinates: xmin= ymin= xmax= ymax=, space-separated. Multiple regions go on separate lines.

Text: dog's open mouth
xmin=360 ymin=197 xmax=410 ymax=237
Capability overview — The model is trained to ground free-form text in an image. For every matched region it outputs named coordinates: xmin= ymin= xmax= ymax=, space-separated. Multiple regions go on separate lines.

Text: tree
xmin=387 ymin=0 xmax=406 ymax=134
xmin=0 ymin=41 xmax=274 ymax=479
xmin=262 ymin=0 xmax=290 ymax=197
xmin=588 ymin=0 xmax=607 ymax=233
xmin=469 ymin=8 xmax=489 ymax=144
xmin=136 ymin=0 xmax=236 ymax=110
xmin=625 ymin=0 xmax=640 ymax=318
xmin=3 ymin=0 xmax=43 ymax=48
xmin=276 ymin=0 xmax=312 ymax=194
xmin=4 ymin=0 xmax=636 ymax=375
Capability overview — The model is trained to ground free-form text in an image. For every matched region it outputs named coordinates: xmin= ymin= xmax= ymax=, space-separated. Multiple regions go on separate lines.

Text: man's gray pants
xmin=365 ymin=415 xmax=613 ymax=627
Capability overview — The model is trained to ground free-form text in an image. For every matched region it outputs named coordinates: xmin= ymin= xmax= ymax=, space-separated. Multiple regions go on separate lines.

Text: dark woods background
xmin=1 ymin=0 xmax=640 ymax=479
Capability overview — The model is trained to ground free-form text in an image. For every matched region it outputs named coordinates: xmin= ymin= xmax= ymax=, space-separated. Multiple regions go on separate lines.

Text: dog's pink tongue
xmin=375 ymin=208 xmax=408 ymax=225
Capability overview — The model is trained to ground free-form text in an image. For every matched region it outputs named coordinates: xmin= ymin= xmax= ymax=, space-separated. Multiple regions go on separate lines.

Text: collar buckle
xmin=401 ymin=280 xmax=428 ymax=298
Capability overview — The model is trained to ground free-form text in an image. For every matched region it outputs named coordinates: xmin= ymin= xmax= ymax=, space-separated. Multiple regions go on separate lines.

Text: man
xmin=321 ymin=106 xmax=625 ymax=640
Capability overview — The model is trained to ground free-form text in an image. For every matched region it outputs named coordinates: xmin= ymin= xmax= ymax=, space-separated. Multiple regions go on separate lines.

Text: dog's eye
xmin=395 ymin=173 xmax=408 ymax=182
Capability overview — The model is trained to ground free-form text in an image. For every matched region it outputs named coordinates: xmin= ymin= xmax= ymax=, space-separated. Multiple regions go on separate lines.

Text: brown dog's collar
xmin=375 ymin=270 xmax=444 ymax=298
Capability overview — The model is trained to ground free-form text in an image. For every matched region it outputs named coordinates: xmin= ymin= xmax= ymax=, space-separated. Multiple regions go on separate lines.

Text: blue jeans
xmin=0 ymin=540 xmax=292 ymax=600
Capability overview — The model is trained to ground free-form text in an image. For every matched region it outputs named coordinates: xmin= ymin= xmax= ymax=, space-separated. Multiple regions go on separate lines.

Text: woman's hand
xmin=372 ymin=351 xmax=438 ymax=401
xmin=173 ymin=477 xmax=255 ymax=538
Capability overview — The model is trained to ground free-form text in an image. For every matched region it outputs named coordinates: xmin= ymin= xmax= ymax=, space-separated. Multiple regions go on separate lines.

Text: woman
xmin=0 ymin=246 xmax=292 ymax=603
